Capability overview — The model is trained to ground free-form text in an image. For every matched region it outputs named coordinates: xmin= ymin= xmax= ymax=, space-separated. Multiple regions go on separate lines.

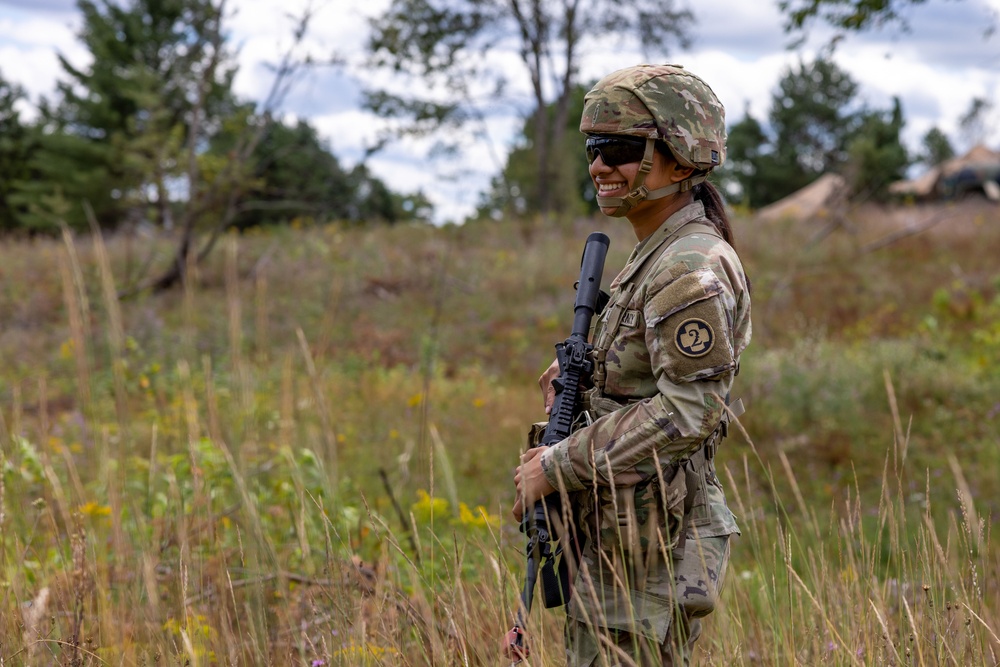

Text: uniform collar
xmin=611 ymin=201 xmax=706 ymax=289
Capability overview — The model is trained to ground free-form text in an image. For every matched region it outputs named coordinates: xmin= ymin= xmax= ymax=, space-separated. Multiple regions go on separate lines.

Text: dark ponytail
xmin=692 ymin=179 xmax=734 ymax=247
xmin=656 ymin=141 xmax=737 ymax=248
xmin=693 ymin=178 xmax=751 ymax=292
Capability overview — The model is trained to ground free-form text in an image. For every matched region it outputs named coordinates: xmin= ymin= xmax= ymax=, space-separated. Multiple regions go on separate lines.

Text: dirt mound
xmin=755 ymin=173 xmax=848 ymax=223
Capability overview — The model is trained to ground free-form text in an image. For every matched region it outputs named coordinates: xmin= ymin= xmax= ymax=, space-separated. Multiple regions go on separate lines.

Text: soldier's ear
xmin=657 ymin=150 xmax=695 ymax=183
xmin=668 ymin=161 xmax=695 ymax=183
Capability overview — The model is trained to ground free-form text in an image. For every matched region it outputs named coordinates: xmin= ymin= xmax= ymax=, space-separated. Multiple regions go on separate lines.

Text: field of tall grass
xmin=0 ymin=199 xmax=997 ymax=665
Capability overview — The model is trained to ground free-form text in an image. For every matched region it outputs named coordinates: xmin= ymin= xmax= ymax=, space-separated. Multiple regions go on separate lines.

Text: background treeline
xmin=0 ymin=0 xmax=992 ymax=239
xmin=0 ymin=0 xmax=432 ymax=237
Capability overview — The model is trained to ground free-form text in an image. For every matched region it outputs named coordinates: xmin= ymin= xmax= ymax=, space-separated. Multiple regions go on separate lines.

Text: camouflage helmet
xmin=580 ymin=64 xmax=726 ymax=171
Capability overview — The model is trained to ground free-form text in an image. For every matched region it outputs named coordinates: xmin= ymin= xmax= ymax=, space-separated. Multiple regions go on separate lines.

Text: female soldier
xmin=513 ymin=64 xmax=751 ymax=666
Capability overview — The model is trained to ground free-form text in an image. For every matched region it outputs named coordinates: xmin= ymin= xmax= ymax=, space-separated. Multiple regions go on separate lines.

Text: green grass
xmin=0 ymin=201 xmax=998 ymax=664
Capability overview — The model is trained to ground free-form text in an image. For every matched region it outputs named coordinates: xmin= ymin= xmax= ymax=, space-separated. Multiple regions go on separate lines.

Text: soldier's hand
xmin=502 ymin=626 xmax=529 ymax=661
xmin=512 ymin=447 xmax=555 ymax=522
xmin=538 ymin=358 xmax=560 ymax=414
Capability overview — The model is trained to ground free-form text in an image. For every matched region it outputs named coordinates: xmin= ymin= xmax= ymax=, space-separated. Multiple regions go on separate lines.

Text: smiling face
xmin=588 ymin=142 xmax=695 ymax=238
xmin=590 ymin=154 xmax=642 ymax=213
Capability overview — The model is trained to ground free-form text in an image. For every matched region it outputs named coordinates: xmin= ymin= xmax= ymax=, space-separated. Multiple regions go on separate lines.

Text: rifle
xmin=505 ymin=231 xmax=610 ymax=663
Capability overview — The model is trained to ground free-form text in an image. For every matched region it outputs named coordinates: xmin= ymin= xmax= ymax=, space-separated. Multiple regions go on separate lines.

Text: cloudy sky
xmin=1 ymin=0 xmax=998 ymax=222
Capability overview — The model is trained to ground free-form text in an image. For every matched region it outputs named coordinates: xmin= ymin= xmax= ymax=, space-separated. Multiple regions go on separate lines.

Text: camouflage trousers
xmin=564 ymin=535 xmax=731 ymax=667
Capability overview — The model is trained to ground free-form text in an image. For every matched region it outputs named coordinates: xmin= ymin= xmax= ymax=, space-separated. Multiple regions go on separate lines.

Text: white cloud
xmin=228 ymin=0 xmax=390 ymax=103
xmin=0 ymin=10 xmax=85 ymax=107
xmin=312 ymin=106 xmax=520 ymax=224
xmin=0 ymin=43 xmax=67 ymax=103
xmin=834 ymin=44 xmax=988 ymax=147
xmin=677 ymin=49 xmax=794 ymax=124
xmin=311 ymin=108 xmax=385 ymax=157
xmin=0 ymin=0 xmax=75 ymax=10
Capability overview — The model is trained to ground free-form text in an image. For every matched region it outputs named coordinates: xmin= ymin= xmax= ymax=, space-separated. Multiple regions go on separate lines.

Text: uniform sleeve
xmin=539 ymin=263 xmax=738 ymax=492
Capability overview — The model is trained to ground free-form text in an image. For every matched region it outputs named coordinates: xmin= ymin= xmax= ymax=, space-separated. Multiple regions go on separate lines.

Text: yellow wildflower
xmin=457 ymin=502 xmax=500 ymax=530
xmin=332 ymin=643 xmax=398 ymax=660
xmin=79 ymin=501 xmax=112 ymax=517
xmin=411 ymin=490 xmax=449 ymax=524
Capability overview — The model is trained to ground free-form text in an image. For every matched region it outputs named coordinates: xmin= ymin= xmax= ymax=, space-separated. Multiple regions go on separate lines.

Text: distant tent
xmin=889 ymin=144 xmax=1000 ymax=201
xmin=755 ymin=173 xmax=848 ymax=223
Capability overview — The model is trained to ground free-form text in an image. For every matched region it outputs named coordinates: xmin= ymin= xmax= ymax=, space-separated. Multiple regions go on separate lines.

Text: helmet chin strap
xmin=596 ymin=138 xmax=708 ymax=218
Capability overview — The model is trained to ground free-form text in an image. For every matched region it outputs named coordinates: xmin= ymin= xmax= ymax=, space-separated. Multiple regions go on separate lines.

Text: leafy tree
xmin=919 ymin=126 xmax=954 ymax=166
xmin=7 ymin=130 xmax=113 ymax=232
xmin=958 ymin=96 xmax=995 ymax=149
xmin=476 ymin=84 xmax=593 ymax=220
xmin=6 ymin=1 xmax=425 ymax=288
xmin=771 ymin=58 xmax=861 ymax=177
xmin=366 ymin=0 xmax=693 ymax=216
xmin=714 ymin=107 xmax=769 ymax=206
xmin=844 ymin=97 xmax=910 ymax=200
xmin=18 ymin=0 xmax=238 ymax=232
xmin=0 ymin=73 xmax=35 ymax=231
xmin=717 ymin=115 xmax=806 ymax=209
xmin=345 ymin=163 xmax=435 ymax=224
xmin=780 ymin=0 xmax=940 ymax=33
xmin=223 ymin=117 xmax=434 ymax=227
xmin=719 ymin=58 xmax=864 ymax=208
xmin=221 ymin=116 xmax=352 ymax=228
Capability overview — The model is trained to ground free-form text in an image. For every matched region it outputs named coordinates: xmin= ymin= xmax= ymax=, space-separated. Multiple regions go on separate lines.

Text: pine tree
xmin=16 ymin=0 xmax=236 ymax=231
xmin=845 ymin=97 xmax=910 ymax=201
xmin=0 ymin=73 xmax=35 ymax=231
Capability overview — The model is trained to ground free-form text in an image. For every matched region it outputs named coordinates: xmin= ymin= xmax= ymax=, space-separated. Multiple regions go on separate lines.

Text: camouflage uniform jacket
xmin=538 ymin=201 xmax=751 ymax=643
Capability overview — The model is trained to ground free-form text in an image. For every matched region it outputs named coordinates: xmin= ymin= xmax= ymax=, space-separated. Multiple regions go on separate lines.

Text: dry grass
xmin=0 ymin=199 xmax=998 ymax=664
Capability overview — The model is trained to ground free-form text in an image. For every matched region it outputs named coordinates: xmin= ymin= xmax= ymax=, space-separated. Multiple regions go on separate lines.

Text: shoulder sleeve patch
xmin=674 ymin=318 xmax=714 ymax=357
xmin=644 ymin=267 xmax=722 ymax=327
xmin=644 ymin=268 xmax=735 ymax=383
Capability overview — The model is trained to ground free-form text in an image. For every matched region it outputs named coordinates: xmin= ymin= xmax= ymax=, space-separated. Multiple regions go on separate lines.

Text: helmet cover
xmin=580 ymin=64 xmax=727 ymax=170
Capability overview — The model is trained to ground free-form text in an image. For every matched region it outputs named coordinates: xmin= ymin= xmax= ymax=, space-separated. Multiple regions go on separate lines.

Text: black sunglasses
xmin=585 ymin=135 xmax=648 ymax=167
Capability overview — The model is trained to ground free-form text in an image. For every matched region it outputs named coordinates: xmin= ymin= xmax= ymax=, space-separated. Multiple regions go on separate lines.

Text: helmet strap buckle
xmin=623 ymin=185 xmax=648 ymax=208
xmin=612 ymin=139 xmax=657 ymax=215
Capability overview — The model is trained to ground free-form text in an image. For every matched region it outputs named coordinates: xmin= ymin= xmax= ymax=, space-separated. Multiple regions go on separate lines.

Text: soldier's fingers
xmin=522 ymin=447 xmax=543 ymax=462
xmin=538 ymin=359 xmax=559 ymax=390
